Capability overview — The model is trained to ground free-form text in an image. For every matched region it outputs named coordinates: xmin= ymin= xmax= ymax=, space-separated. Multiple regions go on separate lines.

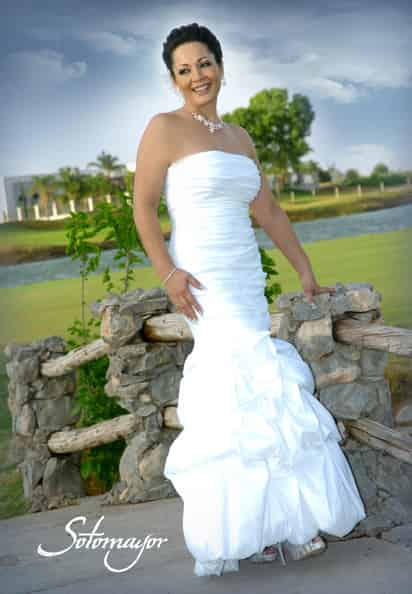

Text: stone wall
xmin=274 ymin=283 xmax=412 ymax=536
xmin=4 ymin=283 xmax=412 ymax=536
xmin=4 ymin=337 xmax=84 ymax=512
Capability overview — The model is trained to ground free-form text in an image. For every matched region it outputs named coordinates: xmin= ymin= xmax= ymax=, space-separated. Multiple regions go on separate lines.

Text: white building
xmin=0 ymin=169 xmax=103 ymax=223
xmin=288 ymin=171 xmax=319 ymax=191
xmin=0 ymin=174 xmax=43 ymax=223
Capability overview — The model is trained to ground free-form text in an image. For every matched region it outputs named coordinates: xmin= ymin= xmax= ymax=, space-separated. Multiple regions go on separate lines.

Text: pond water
xmin=1 ymin=203 xmax=411 ymax=289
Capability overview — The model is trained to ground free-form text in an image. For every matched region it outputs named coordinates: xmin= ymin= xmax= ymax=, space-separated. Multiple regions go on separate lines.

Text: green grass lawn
xmin=0 ymin=216 xmax=170 ymax=251
xmin=0 ymin=226 xmax=411 ymax=520
xmin=2 ymin=227 xmax=409 ymax=345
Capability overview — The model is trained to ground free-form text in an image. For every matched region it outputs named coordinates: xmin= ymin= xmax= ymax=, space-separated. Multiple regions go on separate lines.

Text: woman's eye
xmin=178 ymin=61 xmax=211 ymax=75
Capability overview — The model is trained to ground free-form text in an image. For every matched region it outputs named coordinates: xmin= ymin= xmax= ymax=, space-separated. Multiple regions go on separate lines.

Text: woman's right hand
xmin=165 ymin=268 xmax=205 ymax=321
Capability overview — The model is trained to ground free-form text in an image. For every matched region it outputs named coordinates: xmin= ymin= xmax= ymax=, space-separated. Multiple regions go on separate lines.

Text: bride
xmin=133 ymin=22 xmax=366 ymax=577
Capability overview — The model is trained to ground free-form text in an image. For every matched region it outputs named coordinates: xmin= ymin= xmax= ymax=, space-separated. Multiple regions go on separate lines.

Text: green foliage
xmin=158 ymin=193 xmax=169 ymax=218
xmin=222 ymin=88 xmax=315 ymax=194
xmin=91 ymin=188 xmax=145 ymax=294
xmin=372 ymin=163 xmax=389 ymax=177
xmin=342 ymin=173 xmax=408 ymax=188
xmin=259 ymin=246 xmax=282 ymax=304
xmin=344 ymin=169 xmax=361 ymax=184
xmin=65 ymin=210 xmax=101 ymax=336
xmin=64 ymin=186 xmax=138 ymax=491
xmin=65 ymin=211 xmax=101 ymax=273
xmin=66 ymin=318 xmax=127 ymax=491
xmin=61 ymin=168 xmax=168 ymax=491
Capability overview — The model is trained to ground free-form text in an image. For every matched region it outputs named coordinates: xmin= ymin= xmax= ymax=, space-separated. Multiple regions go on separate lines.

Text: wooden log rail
xmin=42 ymin=338 xmax=110 ymax=377
xmin=334 ymin=318 xmax=412 ymax=357
xmin=47 ymin=413 xmax=140 ymax=454
xmin=41 ymin=314 xmax=412 ymax=378
xmin=344 ymin=418 xmax=412 ymax=465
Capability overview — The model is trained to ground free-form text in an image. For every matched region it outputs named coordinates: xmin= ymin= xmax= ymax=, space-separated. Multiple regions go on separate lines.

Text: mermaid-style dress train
xmin=162 ymin=150 xmax=366 ymax=576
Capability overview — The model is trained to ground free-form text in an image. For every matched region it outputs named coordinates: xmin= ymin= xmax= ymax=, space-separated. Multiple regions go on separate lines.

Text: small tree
xmin=91 ymin=186 xmax=146 ymax=294
xmin=222 ymin=88 xmax=315 ymax=197
xmin=372 ymin=163 xmax=390 ymax=177
xmin=344 ymin=168 xmax=361 ymax=184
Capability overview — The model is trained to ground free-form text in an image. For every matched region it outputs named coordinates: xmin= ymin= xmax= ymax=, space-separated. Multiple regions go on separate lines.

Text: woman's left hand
xmin=299 ymin=269 xmax=336 ymax=304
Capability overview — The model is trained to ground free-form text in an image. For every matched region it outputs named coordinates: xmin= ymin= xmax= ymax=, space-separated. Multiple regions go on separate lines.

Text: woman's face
xmin=171 ymin=41 xmax=223 ymax=107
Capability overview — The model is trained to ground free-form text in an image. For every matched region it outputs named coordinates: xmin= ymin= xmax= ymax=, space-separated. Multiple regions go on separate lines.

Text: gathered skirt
xmin=163 ymin=321 xmax=366 ymax=565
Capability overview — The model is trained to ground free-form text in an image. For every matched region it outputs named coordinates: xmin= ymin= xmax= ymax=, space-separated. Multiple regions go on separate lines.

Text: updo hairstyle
xmin=162 ymin=23 xmax=223 ymax=81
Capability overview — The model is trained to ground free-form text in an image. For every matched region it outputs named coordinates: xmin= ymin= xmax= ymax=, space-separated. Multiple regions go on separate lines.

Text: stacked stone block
xmin=89 ymin=287 xmax=193 ymax=505
xmin=4 ymin=337 xmax=84 ymax=512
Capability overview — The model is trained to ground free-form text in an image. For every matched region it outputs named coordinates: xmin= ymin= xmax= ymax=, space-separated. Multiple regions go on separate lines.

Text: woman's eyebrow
xmin=177 ymin=56 xmax=209 ymax=67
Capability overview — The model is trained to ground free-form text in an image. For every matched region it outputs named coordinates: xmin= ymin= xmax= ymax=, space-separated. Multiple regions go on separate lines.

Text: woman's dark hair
xmin=162 ymin=23 xmax=223 ymax=80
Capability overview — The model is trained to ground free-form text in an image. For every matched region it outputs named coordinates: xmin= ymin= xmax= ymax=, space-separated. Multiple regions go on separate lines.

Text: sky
xmin=0 ymin=0 xmax=411 ymax=179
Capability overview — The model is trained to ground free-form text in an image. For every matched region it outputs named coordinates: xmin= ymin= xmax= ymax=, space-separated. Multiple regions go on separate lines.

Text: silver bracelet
xmin=162 ymin=266 xmax=178 ymax=286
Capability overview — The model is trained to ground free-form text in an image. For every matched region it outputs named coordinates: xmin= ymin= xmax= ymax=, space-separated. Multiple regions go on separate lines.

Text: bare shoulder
xmin=230 ymin=124 xmax=258 ymax=161
xmin=133 ymin=113 xmax=177 ymax=212
xmin=141 ymin=112 xmax=174 ymax=145
xmin=136 ymin=112 xmax=176 ymax=169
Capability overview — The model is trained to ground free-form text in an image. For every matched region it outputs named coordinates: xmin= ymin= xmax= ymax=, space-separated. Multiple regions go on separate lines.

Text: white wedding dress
xmin=162 ymin=150 xmax=366 ymax=576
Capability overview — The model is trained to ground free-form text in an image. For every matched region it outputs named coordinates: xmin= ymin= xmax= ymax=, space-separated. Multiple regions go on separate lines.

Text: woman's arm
xmin=238 ymin=126 xmax=336 ymax=301
xmin=237 ymin=127 xmax=313 ymax=278
xmin=251 ymin=195 xmax=314 ymax=280
xmin=133 ymin=114 xmax=205 ymax=320
xmin=133 ymin=113 xmax=176 ymax=282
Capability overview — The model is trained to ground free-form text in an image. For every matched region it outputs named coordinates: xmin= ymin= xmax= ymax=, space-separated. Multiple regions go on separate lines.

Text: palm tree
xmin=55 ymin=167 xmax=85 ymax=212
xmin=87 ymin=151 xmax=125 ymax=179
xmin=87 ymin=151 xmax=126 ymax=205
xmin=30 ymin=175 xmax=59 ymax=217
xmin=87 ymin=172 xmax=113 ymax=207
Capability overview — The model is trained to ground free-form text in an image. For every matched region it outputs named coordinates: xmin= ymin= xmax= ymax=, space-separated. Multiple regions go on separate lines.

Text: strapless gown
xmin=162 ymin=150 xmax=366 ymax=576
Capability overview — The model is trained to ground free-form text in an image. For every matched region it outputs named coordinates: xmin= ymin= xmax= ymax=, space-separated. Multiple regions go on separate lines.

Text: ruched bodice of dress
xmin=164 ymin=150 xmax=270 ymax=333
xmin=161 ymin=150 xmax=366 ymax=576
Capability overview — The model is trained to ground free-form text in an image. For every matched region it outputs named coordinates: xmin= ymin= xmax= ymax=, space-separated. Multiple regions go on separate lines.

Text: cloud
xmin=304 ymin=77 xmax=364 ymax=102
xmin=193 ymin=6 xmax=412 ymax=101
xmin=73 ymin=30 xmax=145 ymax=56
xmin=0 ymin=49 xmax=87 ymax=89
xmin=342 ymin=143 xmax=398 ymax=174
xmin=22 ymin=3 xmax=412 ymax=101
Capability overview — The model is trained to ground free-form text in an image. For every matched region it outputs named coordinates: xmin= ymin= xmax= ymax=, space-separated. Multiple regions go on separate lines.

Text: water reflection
xmin=1 ymin=203 xmax=412 ymax=289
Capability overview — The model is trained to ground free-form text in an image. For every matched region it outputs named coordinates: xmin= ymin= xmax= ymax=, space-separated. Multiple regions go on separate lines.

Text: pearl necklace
xmin=191 ymin=111 xmax=227 ymax=134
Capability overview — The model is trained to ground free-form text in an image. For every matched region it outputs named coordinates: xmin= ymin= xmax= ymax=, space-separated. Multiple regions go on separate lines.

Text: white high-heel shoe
xmin=247 ymin=543 xmax=287 ymax=566
xmin=283 ymin=534 xmax=327 ymax=561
